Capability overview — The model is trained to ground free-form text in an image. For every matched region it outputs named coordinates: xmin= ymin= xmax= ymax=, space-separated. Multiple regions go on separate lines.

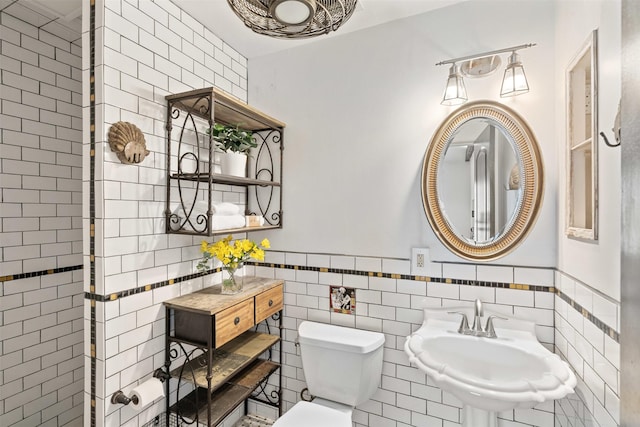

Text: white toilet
xmin=273 ymin=321 xmax=385 ymax=427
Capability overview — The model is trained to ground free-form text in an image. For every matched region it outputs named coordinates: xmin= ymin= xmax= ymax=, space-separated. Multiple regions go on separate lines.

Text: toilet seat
xmin=272 ymin=401 xmax=352 ymax=427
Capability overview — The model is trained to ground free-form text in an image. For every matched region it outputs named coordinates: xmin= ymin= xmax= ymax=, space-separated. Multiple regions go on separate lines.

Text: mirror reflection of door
xmin=437 ymin=118 xmax=521 ymax=245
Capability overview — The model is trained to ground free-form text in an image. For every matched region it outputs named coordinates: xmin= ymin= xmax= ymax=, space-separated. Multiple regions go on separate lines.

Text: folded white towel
xmin=170 ymin=202 xmax=245 ymax=232
xmin=171 ymin=201 xmax=242 ymax=216
xmin=170 ymin=201 xmax=205 ymax=221
xmin=211 ymin=214 xmax=246 ymax=230
xmin=212 ymin=202 xmax=241 ymax=216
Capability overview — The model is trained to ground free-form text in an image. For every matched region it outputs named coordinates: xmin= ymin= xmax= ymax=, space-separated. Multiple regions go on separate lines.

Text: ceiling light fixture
xmin=436 ymin=43 xmax=536 ymax=105
xmin=227 ymin=0 xmax=358 ymax=39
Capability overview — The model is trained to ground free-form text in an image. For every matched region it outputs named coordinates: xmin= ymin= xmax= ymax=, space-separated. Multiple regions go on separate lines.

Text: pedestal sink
xmin=404 ymin=304 xmax=576 ymax=427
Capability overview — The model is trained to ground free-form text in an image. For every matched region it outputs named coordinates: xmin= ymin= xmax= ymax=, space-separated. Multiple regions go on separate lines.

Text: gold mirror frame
xmin=422 ymin=100 xmax=544 ymax=261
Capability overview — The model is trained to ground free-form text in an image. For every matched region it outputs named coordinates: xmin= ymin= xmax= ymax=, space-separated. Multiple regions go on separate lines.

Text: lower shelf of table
xmin=169 ymin=359 xmax=279 ymax=426
xmin=233 ymin=414 xmax=274 ymax=427
xmin=169 ymin=331 xmax=280 ymax=393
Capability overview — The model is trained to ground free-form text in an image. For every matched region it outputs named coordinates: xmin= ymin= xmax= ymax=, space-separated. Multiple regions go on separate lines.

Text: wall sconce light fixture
xmin=441 ymin=64 xmax=468 ymax=106
xmin=500 ymin=52 xmax=529 ymax=97
xmin=437 ymin=43 xmax=536 ymax=106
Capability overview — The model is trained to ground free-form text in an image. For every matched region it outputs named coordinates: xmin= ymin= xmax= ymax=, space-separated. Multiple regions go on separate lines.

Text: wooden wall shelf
xmin=165 ymin=87 xmax=285 ymax=237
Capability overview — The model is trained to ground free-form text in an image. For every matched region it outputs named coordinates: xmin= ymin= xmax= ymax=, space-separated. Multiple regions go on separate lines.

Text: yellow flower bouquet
xmin=197 ymin=235 xmax=270 ymax=294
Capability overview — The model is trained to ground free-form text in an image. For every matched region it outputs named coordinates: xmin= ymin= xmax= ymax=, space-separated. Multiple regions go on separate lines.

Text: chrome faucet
xmin=471 ymin=299 xmax=484 ymax=334
xmin=448 ymin=299 xmax=507 ymax=338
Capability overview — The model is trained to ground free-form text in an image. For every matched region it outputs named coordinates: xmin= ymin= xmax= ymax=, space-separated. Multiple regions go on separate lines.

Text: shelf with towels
xmin=165 ymin=87 xmax=285 ymax=237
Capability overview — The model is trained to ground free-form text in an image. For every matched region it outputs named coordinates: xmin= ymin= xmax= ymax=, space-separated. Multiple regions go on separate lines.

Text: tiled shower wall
xmin=83 ymin=0 xmax=249 ymax=426
xmin=0 ymin=7 xmax=84 ymax=427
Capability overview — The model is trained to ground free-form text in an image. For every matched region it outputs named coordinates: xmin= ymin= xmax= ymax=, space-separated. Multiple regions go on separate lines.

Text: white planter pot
xmin=220 ymin=151 xmax=247 ymax=177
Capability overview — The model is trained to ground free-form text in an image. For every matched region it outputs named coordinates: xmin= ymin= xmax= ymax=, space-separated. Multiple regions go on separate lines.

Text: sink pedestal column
xmin=462 ymin=406 xmax=497 ymax=427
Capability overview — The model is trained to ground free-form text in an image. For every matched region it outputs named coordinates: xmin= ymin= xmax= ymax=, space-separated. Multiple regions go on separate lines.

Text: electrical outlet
xmin=411 ymin=248 xmax=431 ymax=276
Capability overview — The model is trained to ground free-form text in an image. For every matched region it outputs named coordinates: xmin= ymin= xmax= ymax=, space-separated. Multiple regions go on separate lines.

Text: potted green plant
xmin=207 ymin=123 xmax=256 ymax=177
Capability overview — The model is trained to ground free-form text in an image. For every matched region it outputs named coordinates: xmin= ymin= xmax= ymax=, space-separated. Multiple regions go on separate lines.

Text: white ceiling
xmin=0 ymin=0 xmax=462 ymax=56
xmin=175 ymin=0 xmax=464 ymax=59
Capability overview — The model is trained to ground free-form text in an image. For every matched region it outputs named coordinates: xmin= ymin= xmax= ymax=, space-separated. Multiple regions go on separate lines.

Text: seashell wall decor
xmin=107 ymin=121 xmax=150 ymax=164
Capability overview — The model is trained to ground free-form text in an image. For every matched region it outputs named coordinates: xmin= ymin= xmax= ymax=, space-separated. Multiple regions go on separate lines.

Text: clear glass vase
xmin=221 ymin=263 xmax=243 ymax=294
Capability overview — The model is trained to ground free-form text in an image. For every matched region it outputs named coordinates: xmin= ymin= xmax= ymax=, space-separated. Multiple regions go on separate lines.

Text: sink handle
xmin=484 ymin=315 xmax=508 ymax=338
xmin=448 ymin=311 xmax=470 ymax=334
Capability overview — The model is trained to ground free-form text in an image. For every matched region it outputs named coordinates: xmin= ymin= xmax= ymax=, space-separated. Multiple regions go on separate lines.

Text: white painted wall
xmin=249 ymin=0 xmax=558 ymax=267
xmin=554 ymin=1 xmax=621 ymax=301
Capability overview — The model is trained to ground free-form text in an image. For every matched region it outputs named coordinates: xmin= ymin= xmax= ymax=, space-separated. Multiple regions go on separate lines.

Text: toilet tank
xmin=298 ymin=321 xmax=385 ymax=407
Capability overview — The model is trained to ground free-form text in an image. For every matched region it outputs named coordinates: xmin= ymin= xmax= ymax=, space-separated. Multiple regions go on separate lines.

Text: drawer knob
xmin=234 ymin=317 xmax=240 ymax=325
xmin=268 ymin=299 xmax=274 ymax=307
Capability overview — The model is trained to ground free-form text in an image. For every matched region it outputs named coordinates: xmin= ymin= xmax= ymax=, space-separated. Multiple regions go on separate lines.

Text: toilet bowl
xmin=272 ymin=400 xmax=352 ymax=427
xmin=273 ymin=321 xmax=385 ymax=427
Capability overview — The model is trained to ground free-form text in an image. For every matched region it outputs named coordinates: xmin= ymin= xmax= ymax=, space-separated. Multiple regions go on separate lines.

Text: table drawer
xmin=215 ymin=298 xmax=255 ymax=347
xmin=255 ymin=284 xmax=283 ymax=323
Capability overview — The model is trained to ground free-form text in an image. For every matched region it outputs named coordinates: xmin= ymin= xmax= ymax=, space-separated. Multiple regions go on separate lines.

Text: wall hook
xmin=600 ymin=131 xmax=620 ymax=147
xmin=602 ymin=100 xmax=622 ymax=147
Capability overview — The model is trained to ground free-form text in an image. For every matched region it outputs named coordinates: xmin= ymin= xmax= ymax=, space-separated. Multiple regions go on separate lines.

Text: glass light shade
xmin=441 ymin=64 xmax=468 ymax=106
xmin=270 ymin=0 xmax=316 ymax=25
xmin=501 ymin=52 xmax=529 ymax=97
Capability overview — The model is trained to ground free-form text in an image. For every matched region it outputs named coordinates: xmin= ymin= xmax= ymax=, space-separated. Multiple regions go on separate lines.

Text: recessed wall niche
xmin=566 ymin=29 xmax=599 ymax=240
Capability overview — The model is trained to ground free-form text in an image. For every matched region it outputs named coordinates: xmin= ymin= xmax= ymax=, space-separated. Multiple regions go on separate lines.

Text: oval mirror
xmin=422 ymin=101 xmax=543 ymax=261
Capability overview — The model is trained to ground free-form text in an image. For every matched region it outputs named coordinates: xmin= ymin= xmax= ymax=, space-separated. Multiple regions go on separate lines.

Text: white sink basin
xmin=405 ymin=306 xmax=576 ymax=418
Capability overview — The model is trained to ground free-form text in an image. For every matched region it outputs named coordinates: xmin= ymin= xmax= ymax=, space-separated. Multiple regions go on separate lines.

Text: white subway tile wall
xmin=243 ymin=258 xmax=621 ymax=427
xmin=0 ymin=4 xmax=84 ymax=426
xmin=82 ymin=0 xmax=249 ymax=426
xmin=554 ymin=271 xmax=620 ymax=427
xmin=256 ymin=252 xmax=557 ymax=427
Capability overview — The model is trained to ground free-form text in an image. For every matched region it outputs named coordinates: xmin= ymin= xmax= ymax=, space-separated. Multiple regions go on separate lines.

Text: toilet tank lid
xmin=298 ymin=321 xmax=385 ymax=354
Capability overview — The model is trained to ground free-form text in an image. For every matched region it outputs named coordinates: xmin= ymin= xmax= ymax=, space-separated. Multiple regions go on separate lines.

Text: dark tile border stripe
xmin=84 ymin=268 xmax=222 ymax=302
xmin=80 ymin=261 xmax=619 ymax=345
xmin=82 ymin=262 xmax=554 ymax=300
xmin=252 ymin=262 xmax=556 ymax=292
xmin=89 ymin=0 xmax=97 ymax=425
xmin=0 ymin=264 xmax=83 ymax=282
xmin=556 ymin=289 xmax=620 ymax=343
